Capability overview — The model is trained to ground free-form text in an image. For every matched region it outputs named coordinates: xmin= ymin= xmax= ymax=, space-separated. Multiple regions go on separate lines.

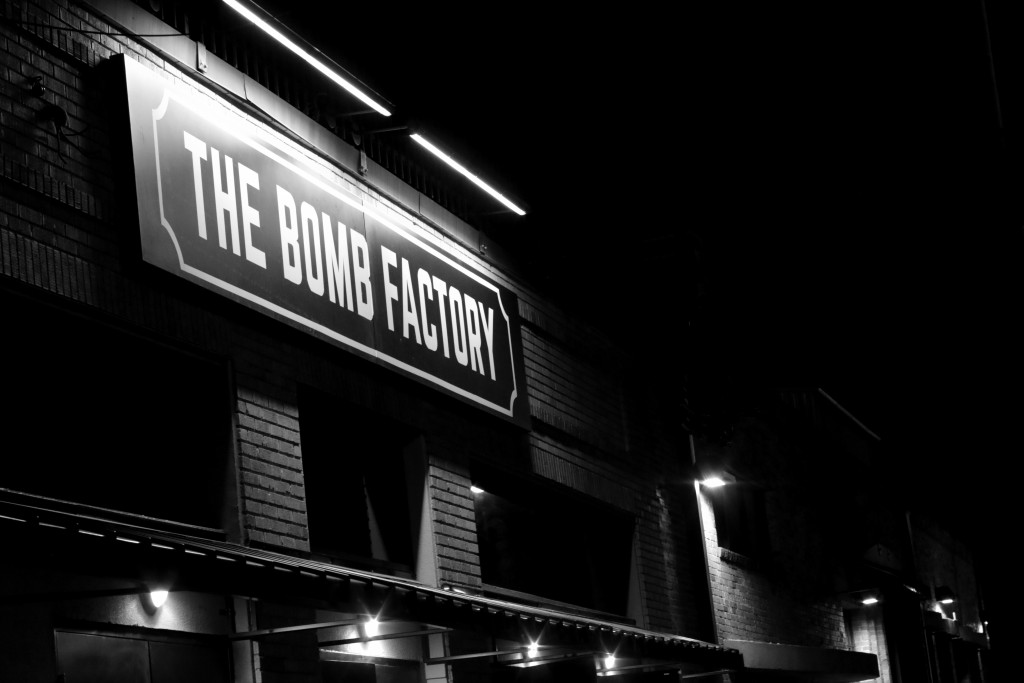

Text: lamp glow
xmin=700 ymin=477 xmax=727 ymax=489
xmin=149 ymin=589 xmax=169 ymax=608
xmin=939 ymin=598 xmax=954 ymax=605
xmin=410 ymin=134 xmax=526 ymax=216
xmin=364 ymin=617 xmax=380 ymax=638
xmin=526 ymin=642 xmax=539 ymax=659
xmin=861 ymin=597 xmax=879 ymax=605
xmin=604 ymin=654 xmax=616 ymax=669
xmin=222 ymin=0 xmax=390 ymax=116
xmin=470 ymin=485 xmax=484 ymax=494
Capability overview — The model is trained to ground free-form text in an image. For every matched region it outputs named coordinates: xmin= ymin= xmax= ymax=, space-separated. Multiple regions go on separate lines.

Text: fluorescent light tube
xmin=222 ymin=0 xmax=391 ymax=116
xmin=410 ymin=134 xmax=526 ymax=216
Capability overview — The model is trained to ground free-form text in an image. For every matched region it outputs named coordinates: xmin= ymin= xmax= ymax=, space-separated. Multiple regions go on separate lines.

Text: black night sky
xmin=240 ymin=0 xmax=1023 ymax=658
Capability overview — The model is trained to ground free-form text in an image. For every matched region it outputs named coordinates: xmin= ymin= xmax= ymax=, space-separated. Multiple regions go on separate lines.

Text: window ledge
xmin=720 ymin=547 xmax=765 ymax=571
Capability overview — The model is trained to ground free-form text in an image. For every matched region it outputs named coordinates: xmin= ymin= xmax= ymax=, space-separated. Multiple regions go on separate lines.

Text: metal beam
xmin=230 ymin=618 xmax=366 ymax=641
xmin=505 ymin=650 xmax=599 ymax=668
xmin=426 ymin=648 xmax=528 ymax=664
xmin=679 ymin=670 xmax=738 ymax=680
xmin=319 ymin=627 xmax=451 ymax=647
xmin=600 ymin=661 xmax=676 ymax=674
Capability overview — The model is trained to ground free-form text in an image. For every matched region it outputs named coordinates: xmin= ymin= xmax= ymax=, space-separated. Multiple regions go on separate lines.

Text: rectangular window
xmin=0 ymin=289 xmax=231 ymax=530
xmin=709 ymin=482 xmax=770 ymax=560
xmin=472 ymin=464 xmax=634 ymax=616
xmin=299 ymin=387 xmax=419 ymax=576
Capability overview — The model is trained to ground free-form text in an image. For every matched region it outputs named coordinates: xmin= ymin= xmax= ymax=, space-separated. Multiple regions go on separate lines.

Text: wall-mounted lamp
xmin=141 ymin=588 xmax=169 ymax=613
xmin=150 ymin=589 xmax=169 ymax=607
xmin=603 ymin=653 xmax=616 ymax=669
xmin=25 ymin=75 xmax=46 ymax=98
xmin=526 ymin=641 xmax=539 ymax=659
xmin=470 ymin=485 xmax=484 ymax=494
xmin=700 ymin=476 xmax=728 ymax=489
xmin=935 ymin=586 xmax=956 ymax=605
xmin=363 ymin=616 xmax=380 ymax=638
xmin=861 ymin=596 xmax=879 ymax=606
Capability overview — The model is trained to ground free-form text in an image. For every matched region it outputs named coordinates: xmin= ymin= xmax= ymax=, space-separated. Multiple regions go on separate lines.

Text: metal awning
xmin=723 ymin=639 xmax=879 ymax=682
xmin=0 ymin=498 xmax=741 ymax=677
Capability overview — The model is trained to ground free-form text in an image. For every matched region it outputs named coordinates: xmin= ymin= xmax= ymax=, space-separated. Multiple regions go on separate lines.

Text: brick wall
xmin=234 ymin=337 xmax=309 ymax=551
xmin=695 ymin=405 xmax=851 ymax=650
xmin=510 ymin=292 xmax=712 ymax=639
xmin=428 ymin=458 xmax=481 ymax=590
xmin=911 ymin=514 xmax=984 ymax=633
xmin=848 ymin=606 xmax=892 ymax=683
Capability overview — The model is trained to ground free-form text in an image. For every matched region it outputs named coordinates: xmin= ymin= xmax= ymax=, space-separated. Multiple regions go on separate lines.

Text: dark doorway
xmin=55 ymin=630 xmax=228 ymax=683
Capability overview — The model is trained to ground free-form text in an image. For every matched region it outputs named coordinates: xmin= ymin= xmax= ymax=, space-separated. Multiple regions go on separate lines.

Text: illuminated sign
xmin=114 ymin=55 xmax=526 ymax=424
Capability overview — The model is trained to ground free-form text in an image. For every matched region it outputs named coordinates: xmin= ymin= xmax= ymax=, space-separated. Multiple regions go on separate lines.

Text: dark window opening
xmin=299 ymin=387 xmax=419 ymax=574
xmin=0 ymin=289 xmax=231 ymax=529
xmin=321 ymin=659 xmax=419 ymax=683
xmin=709 ymin=482 xmax=770 ymax=560
xmin=472 ymin=465 xmax=634 ymax=616
xmin=323 ymin=661 xmax=376 ymax=683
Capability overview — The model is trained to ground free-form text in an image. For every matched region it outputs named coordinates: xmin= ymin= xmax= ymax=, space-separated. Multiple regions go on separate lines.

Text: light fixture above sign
xmin=221 ymin=0 xmax=392 ymax=117
xmin=410 ymin=134 xmax=527 ymax=216
xmin=219 ymin=2 xmax=527 ymax=218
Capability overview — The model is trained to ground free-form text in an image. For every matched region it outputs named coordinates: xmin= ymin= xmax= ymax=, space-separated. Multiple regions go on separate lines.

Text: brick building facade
xmin=0 ymin=1 xmax=731 ymax=681
xmin=0 ymin=2 xmax=992 ymax=682
xmin=690 ymin=387 xmax=992 ymax=681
